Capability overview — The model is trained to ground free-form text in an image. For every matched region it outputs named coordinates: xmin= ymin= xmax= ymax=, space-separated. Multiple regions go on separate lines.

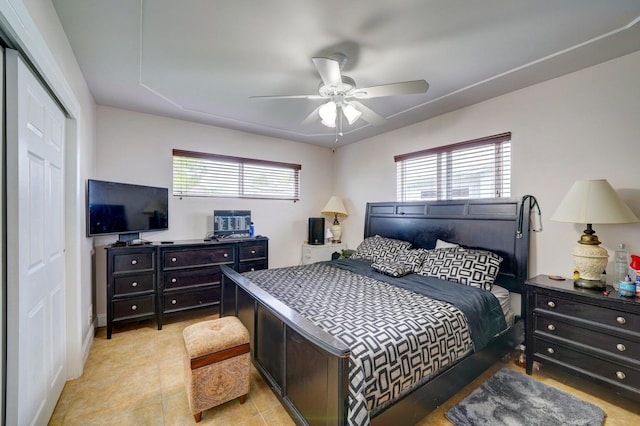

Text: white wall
xmin=93 ymin=106 xmax=334 ymax=321
xmin=335 ymin=51 xmax=640 ymax=285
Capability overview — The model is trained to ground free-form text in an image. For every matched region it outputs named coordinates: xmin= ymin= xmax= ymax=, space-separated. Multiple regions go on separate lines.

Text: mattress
xmin=242 ymin=259 xmax=508 ymax=425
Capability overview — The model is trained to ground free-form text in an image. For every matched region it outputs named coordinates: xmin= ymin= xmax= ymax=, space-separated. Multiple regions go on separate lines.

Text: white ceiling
xmin=52 ymin=0 xmax=640 ymax=147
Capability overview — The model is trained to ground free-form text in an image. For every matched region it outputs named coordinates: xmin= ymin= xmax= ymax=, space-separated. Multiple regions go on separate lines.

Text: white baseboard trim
xmin=97 ymin=313 xmax=107 ymax=328
xmin=78 ymin=320 xmax=95 ymax=379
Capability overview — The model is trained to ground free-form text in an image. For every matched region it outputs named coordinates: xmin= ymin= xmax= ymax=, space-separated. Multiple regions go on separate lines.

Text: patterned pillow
xmin=371 ymin=261 xmax=411 ymax=277
xmin=350 ymin=235 xmax=412 ymax=263
xmin=395 ymin=248 xmax=430 ymax=273
xmin=417 ymin=247 xmax=503 ymax=290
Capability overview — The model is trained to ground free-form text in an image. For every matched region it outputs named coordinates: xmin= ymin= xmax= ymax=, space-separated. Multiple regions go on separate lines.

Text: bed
xmin=220 ymin=199 xmax=530 ymax=425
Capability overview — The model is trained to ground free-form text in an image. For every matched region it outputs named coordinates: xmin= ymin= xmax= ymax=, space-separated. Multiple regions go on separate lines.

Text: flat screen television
xmin=213 ymin=210 xmax=251 ymax=237
xmin=87 ymin=179 xmax=169 ymax=241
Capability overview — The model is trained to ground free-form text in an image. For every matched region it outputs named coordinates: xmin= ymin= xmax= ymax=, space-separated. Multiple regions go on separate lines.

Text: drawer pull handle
xmin=131 ymin=305 xmax=137 ymax=311
xmin=616 ymin=316 xmax=626 ymax=325
xmin=171 ymin=299 xmax=177 ymax=305
xmin=131 ymin=259 xmax=138 ymax=265
xmin=546 ymin=347 xmax=555 ymax=355
xmin=616 ymin=371 xmax=626 ymax=380
xmin=131 ymin=282 xmax=138 ymax=287
xmin=547 ymin=301 xmax=556 ymax=308
xmin=171 ymin=278 xmax=177 ymax=283
xmin=171 ymin=257 xmax=177 ymax=262
xmin=251 ymin=250 xmax=256 ymax=254
xmin=224 ymin=253 xmax=228 ymax=258
xmin=547 ymin=324 xmax=556 ymax=331
xmin=616 ymin=343 xmax=626 ymax=352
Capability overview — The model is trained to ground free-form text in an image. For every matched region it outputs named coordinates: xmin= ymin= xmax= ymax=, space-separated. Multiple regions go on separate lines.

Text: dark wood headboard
xmin=364 ymin=198 xmax=530 ymax=295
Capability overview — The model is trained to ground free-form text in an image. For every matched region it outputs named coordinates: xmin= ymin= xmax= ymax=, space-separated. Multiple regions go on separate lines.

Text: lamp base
xmin=330 ymin=223 xmax=342 ymax=243
xmin=573 ymin=278 xmax=606 ymax=290
xmin=571 ymin=241 xmax=608 ymax=282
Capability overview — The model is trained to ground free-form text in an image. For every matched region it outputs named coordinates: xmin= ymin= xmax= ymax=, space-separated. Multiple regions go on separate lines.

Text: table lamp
xmin=321 ymin=196 xmax=348 ymax=243
xmin=550 ymin=179 xmax=639 ymax=289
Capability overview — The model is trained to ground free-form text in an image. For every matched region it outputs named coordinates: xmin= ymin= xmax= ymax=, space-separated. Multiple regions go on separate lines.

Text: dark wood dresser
xmin=106 ymin=237 xmax=268 ymax=338
xmin=525 ymin=274 xmax=640 ymax=401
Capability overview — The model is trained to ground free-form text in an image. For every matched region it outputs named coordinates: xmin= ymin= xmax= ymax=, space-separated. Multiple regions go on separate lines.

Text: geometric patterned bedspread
xmin=242 ymin=262 xmax=474 ymax=425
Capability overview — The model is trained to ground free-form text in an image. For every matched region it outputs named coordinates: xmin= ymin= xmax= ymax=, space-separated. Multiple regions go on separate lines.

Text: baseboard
xmin=79 ymin=319 xmax=95 ymax=378
xmin=97 ymin=313 xmax=106 ymax=327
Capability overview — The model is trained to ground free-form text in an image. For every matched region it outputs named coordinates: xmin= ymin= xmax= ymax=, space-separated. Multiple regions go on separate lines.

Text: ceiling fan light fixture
xmin=321 ymin=118 xmax=336 ymax=128
xmin=343 ymin=103 xmax=361 ymax=125
xmin=319 ymin=101 xmax=337 ymax=127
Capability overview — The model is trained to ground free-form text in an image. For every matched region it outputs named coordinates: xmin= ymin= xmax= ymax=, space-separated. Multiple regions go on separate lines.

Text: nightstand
xmin=301 ymin=243 xmax=346 ymax=264
xmin=525 ymin=274 xmax=640 ymax=401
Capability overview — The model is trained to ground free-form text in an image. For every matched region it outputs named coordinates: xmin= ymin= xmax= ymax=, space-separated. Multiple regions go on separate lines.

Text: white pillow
xmin=435 ymin=239 xmax=459 ymax=249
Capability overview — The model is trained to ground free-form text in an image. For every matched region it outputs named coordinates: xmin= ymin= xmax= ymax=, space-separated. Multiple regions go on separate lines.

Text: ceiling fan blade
xmin=353 ymin=80 xmax=429 ymax=98
xmin=250 ymin=94 xmax=324 ymax=100
xmin=301 ymin=105 xmax=322 ymax=126
xmin=312 ymin=57 xmax=342 ymax=88
xmin=350 ymin=101 xmax=386 ymax=126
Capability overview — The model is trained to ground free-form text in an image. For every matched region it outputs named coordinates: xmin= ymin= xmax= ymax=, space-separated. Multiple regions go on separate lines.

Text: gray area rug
xmin=446 ymin=368 xmax=606 ymax=426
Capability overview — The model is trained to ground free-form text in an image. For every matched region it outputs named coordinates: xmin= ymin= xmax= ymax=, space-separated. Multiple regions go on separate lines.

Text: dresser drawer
xmin=164 ymin=287 xmax=220 ymax=313
xmin=163 ymin=267 xmax=221 ymax=289
xmin=238 ymin=259 xmax=267 ymax=273
xmin=534 ymin=316 xmax=640 ymax=361
xmin=113 ymin=273 xmax=154 ymax=296
xmin=239 ymin=243 xmax=266 ymax=261
xmin=535 ymin=293 xmax=640 ymax=332
xmin=113 ymin=295 xmax=155 ymax=320
xmin=533 ymin=337 xmax=640 ymax=391
xmin=162 ymin=246 xmax=235 ymax=268
xmin=113 ymin=252 xmax=154 ymax=273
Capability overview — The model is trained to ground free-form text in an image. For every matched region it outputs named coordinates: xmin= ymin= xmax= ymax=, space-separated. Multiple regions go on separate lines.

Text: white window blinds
xmin=172 ymin=149 xmax=301 ymax=201
xmin=395 ymin=133 xmax=511 ymax=202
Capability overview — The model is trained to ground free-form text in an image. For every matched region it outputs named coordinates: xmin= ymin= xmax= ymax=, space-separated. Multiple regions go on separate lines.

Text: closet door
xmin=5 ymin=49 xmax=67 ymax=426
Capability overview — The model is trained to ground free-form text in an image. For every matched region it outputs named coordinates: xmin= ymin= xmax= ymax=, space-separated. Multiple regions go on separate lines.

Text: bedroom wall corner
xmin=93 ymin=106 xmax=335 ymax=321
xmin=333 ymin=51 xmax=640 ymax=284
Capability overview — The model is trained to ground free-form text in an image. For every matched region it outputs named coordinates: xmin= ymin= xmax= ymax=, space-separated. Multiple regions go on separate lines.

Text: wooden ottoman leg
xmin=239 ymin=394 xmax=247 ymax=404
xmin=194 ymin=412 xmax=202 ymax=423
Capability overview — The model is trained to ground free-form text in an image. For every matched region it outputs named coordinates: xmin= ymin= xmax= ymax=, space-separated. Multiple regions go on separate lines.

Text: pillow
xmin=395 ymin=248 xmax=430 ymax=273
xmin=417 ymin=247 xmax=503 ymax=290
xmin=435 ymin=239 xmax=459 ymax=249
xmin=371 ymin=261 xmax=411 ymax=277
xmin=350 ymin=235 xmax=412 ymax=263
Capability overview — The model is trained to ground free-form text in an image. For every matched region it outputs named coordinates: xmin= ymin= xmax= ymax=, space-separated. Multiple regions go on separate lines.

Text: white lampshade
xmin=550 ymin=179 xmax=638 ymax=224
xmin=321 ymin=196 xmax=348 ymax=217
xmin=342 ymin=103 xmax=362 ymax=125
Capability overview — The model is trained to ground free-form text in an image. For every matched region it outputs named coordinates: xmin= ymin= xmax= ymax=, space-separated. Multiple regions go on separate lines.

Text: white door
xmin=5 ymin=49 xmax=67 ymax=426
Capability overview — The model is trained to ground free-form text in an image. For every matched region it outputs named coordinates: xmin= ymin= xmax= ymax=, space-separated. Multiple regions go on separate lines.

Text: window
xmin=172 ymin=149 xmax=301 ymax=201
xmin=395 ymin=132 xmax=511 ymax=201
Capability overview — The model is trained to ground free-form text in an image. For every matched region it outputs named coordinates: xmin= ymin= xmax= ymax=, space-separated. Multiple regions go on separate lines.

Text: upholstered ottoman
xmin=182 ymin=316 xmax=250 ymax=422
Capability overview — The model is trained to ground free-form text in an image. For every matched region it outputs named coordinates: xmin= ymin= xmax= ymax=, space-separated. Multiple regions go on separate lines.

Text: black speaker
xmin=308 ymin=217 xmax=325 ymax=245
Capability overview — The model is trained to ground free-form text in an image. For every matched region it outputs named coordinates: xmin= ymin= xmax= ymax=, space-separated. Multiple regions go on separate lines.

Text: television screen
xmin=213 ymin=210 xmax=251 ymax=237
xmin=87 ymin=179 xmax=169 ymax=238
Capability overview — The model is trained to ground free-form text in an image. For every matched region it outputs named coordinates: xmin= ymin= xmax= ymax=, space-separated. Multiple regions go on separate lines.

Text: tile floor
xmin=50 ymin=312 xmax=640 ymax=425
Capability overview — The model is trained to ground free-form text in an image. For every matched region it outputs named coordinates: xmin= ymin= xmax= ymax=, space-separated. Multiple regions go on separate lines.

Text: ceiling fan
xmin=250 ymin=53 xmax=429 ymax=132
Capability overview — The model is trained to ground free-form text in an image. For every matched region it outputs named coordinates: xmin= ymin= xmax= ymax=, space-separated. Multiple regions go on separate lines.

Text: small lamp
xmin=550 ymin=179 xmax=639 ymax=289
xmin=321 ymin=196 xmax=348 ymax=243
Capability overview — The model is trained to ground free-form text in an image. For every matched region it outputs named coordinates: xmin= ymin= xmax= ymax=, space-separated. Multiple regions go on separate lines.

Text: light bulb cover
xmin=343 ymin=103 xmax=362 ymax=125
xmin=319 ymin=102 xmax=337 ymax=127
